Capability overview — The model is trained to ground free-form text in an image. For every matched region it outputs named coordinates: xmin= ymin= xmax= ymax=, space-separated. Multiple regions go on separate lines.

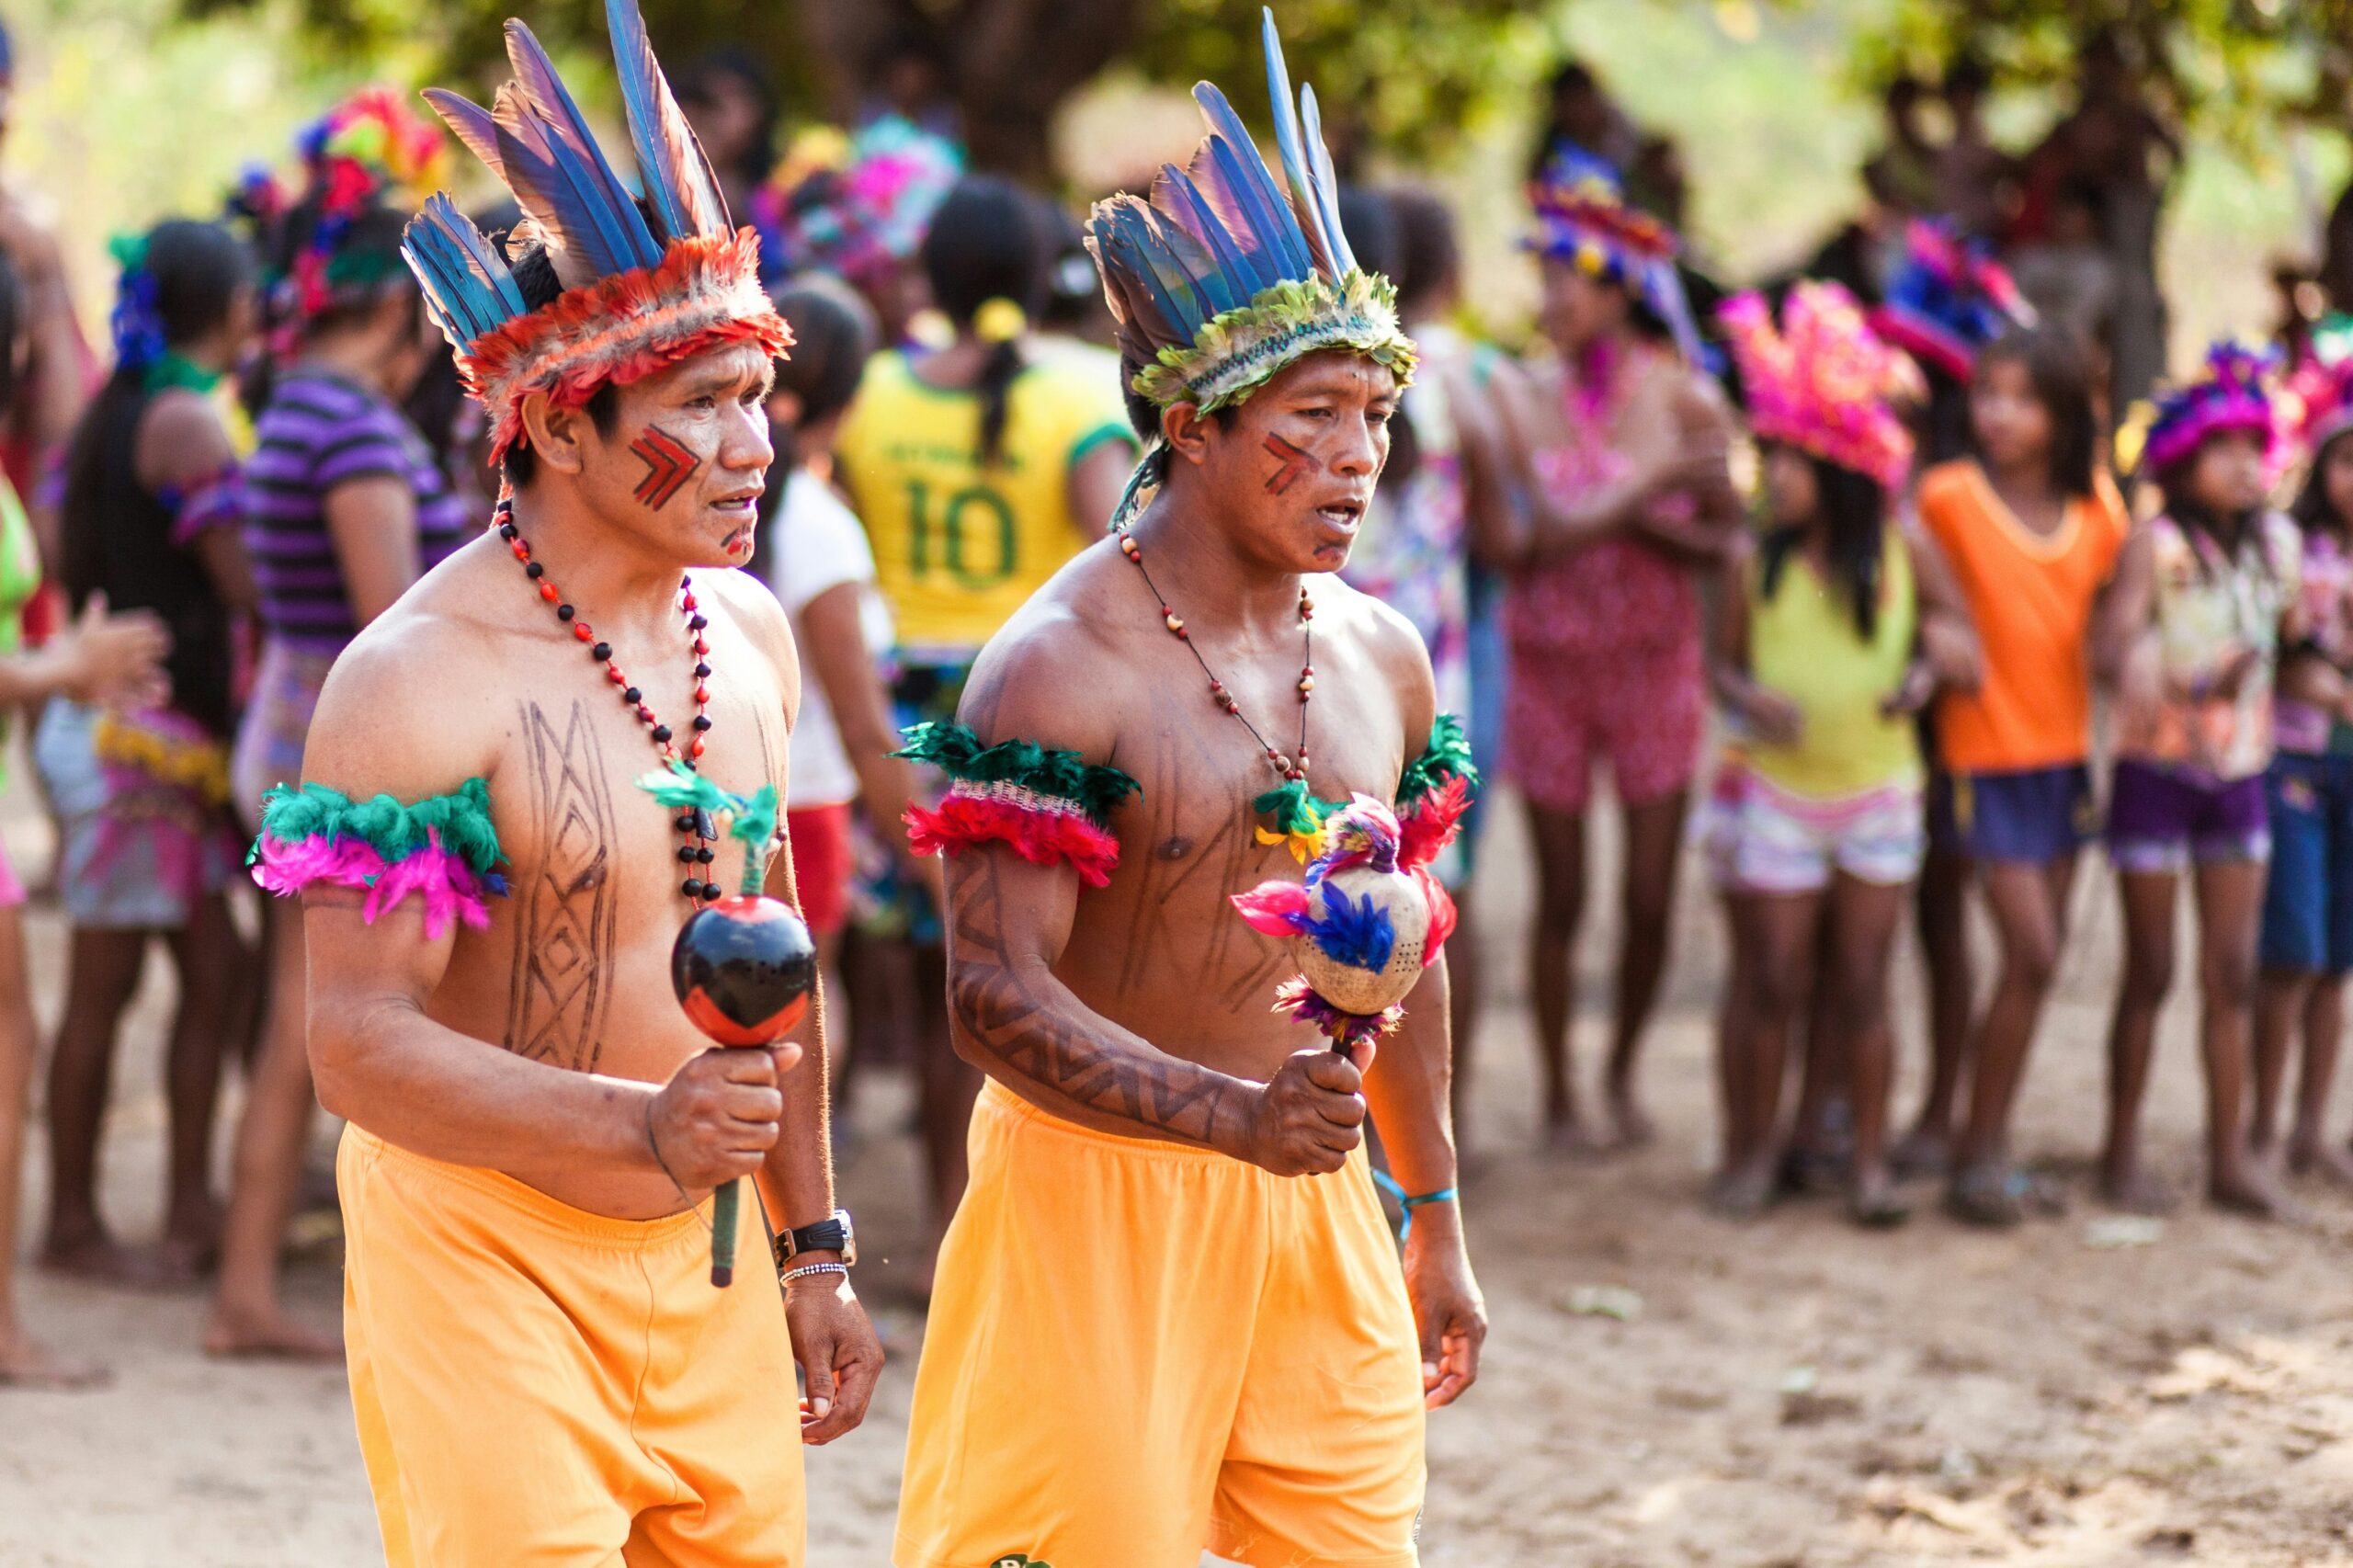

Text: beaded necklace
xmin=1117 ymin=528 xmax=1314 ymax=784
xmin=495 ymin=496 xmax=722 ymax=906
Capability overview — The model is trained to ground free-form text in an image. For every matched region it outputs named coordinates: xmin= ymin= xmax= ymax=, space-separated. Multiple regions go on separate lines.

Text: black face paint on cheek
xmin=1262 ymin=433 xmax=1321 ymax=495
xmin=630 ymin=426 xmax=700 ymax=510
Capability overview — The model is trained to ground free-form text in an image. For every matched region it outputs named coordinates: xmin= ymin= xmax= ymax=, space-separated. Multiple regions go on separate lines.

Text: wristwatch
xmin=773 ymin=1209 xmax=857 ymax=1269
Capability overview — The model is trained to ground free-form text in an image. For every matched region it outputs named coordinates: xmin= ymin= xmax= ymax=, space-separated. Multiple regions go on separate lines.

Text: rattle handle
xmin=710 ymin=1176 xmax=739 ymax=1288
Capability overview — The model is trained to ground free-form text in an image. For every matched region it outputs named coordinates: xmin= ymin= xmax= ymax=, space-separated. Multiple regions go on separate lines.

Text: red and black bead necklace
xmin=496 ymin=496 xmax=723 ymax=906
xmin=1118 ymin=528 xmax=1313 ymax=783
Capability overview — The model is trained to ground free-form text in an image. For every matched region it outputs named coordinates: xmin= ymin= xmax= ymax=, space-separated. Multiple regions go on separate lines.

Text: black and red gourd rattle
xmin=639 ymin=763 xmax=818 ymax=1286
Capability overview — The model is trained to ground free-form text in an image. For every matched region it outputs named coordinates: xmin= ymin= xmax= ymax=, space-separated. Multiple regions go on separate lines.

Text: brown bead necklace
xmin=496 ymin=496 xmax=722 ymax=905
xmin=1118 ymin=528 xmax=1313 ymax=783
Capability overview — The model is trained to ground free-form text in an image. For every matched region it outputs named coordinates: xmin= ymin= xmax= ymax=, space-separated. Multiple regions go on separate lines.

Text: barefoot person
xmin=1504 ymin=148 xmax=1739 ymax=1153
xmin=1703 ymin=283 xmax=1978 ymax=1225
xmin=210 ymin=89 xmax=461 ymax=1361
xmin=1920 ymin=327 xmax=2131 ymax=1225
xmin=893 ymin=20 xmax=1484 ymax=1565
xmin=42 ymin=218 xmax=257 ymax=1285
xmin=2099 ymin=343 xmax=2302 ymax=1218
xmin=250 ymin=7 xmax=880 ymax=1559
xmin=2252 ymin=325 xmax=2353 ymax=1185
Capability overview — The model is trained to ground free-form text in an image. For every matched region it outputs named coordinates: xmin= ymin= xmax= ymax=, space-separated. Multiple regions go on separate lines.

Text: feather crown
xmin=751 ymin=115 xmax=963 ymax=287
xmin=1869 ymin=218 xmax=2033 ymax=383
xmin=1720 ymin=281 xmax=1921 ymax=491
xmin=2285 ymin=315 xmax=2353 ymax=462
xmin=401 ymin=0 xmax=791 ymax=466
xmin=1524 ymin=146 xmax=1707 ymax=364
xmin=272 ymin=87 xmax=449 ymax=337
xmin=1082 ymin=8 xmax=1416 ymax=420
xmin=2131 ymin=339 xmax=2279 ymax=478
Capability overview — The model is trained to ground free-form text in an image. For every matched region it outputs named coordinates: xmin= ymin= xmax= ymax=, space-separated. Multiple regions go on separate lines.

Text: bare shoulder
xmin=133 ymin=387 xmax=234 ymax=485
xmin=302 ymin=548 xmax=514 ymax=797
xmin=1319 ymin=572 xmax=1437 ymax=726
xmin=959 ymin=544 xmax=1133 ymax=760
xmin=701 ymin=566 xmax=800 ymax=721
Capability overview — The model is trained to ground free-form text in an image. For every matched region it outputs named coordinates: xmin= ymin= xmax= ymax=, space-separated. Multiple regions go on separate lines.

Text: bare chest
xmin=426 ymin=642 xmax=789 ymax=1078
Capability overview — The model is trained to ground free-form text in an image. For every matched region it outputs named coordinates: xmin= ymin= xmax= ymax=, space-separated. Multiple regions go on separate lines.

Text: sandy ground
xmin=7 ymin=775 xmax=2353 ymax=1568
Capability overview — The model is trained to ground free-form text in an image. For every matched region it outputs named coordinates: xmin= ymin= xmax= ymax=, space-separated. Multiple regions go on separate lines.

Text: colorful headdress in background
xmin=1869 ymin=218 xmax=2033 ymax=383
xmin=2285 ymin=315 xmax=2353 ymax=463
xmin=401 ymin=0 xmax=792 ymax=467
xmin=1718 ymin=281 xmax=1921 ymax=491
xmin=2124 ymin=339 xmax=2279 ymax=478
xmin=1084 ymin=9 xmax=1417 ymax=527
xmin=275 ymin=87 xmax=449 ymax=338
xmin=752 ymin=116 xmax=963 ymax=288
xmin=1524 ymin=145 xmax=1705 ymax=365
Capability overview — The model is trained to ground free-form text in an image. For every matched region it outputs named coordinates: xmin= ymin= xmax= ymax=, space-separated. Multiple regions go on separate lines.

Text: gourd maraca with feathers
xmin=1231 ymin=789 xmax=1465 ymax=1051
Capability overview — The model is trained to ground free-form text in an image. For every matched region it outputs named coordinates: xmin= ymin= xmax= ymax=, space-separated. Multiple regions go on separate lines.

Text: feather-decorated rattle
xmin=1230 ymin=781 xmax=1469 ymax=1051
xmin=638 ymin=761 xmax=818 ymax=1286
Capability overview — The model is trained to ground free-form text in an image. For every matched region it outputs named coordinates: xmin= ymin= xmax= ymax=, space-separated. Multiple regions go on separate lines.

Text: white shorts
xmin=1702 ymin=765 xmax=1927 ymax=895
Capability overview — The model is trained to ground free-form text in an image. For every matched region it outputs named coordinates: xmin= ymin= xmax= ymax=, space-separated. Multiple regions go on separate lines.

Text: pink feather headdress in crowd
xmin=2285 ymin=316 xmax=2353 ymax=463
xmin=1868 ymin=218 xmax=2033 ymax=383
xmin=399 ymin=0 xmax=791 ymax=468
xmin=1718 ymin=280 xmax=1921 ymax=491
xmin=2129 ymin=340 xmax=2279 ymax=479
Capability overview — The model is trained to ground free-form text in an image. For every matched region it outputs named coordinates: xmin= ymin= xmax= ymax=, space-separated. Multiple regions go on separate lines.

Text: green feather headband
xmin=1131 ymin=269 xmax=1417 ymax=415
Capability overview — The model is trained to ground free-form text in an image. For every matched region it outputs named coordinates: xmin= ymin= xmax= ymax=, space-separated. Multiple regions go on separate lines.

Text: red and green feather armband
xmin=247 ymin=778 xmax=509 ymax=939
xmin=893 ymin=722 xmax=1142 ymax=889
xmin=1395 ymin=713 xmax=1477 ymax=866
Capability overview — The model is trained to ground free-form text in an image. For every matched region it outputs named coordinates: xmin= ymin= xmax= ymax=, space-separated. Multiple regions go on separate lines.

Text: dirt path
xmin=7 ymin=787 xmax=2353 ymax=1566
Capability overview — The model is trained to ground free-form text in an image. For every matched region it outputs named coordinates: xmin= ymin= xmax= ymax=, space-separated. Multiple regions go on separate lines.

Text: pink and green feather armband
xmin=248 ymin=778 xmax=509 ymax=939
xmin=893 ymin=722 xmax=1142 ymax=889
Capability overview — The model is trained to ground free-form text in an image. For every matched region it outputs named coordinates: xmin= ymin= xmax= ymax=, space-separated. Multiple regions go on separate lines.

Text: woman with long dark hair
xmin=2250 ymin=341 xmax=2353 ymax=1184
xmin=208 ymin=95 xmax=462 ymax=1358
xmin=1706 ymin=284 xmax=1978 ymax=1223
xmin=835 ymin=174 xmax=1134 ymax=1266
xmin=40 ymin=216 xmax=256 ymax=1287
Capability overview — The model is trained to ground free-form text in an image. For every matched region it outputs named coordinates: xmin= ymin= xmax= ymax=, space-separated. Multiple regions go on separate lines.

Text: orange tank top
xmin=1920 ymin=460 xmax=2131 ymax=774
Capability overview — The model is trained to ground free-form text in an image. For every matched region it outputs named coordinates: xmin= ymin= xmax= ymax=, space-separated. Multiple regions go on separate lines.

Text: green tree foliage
xmin=171 ymin=0 xmax=1546 ymax=178
xmin=1853 ymin=0 xmax=2353 ymax=148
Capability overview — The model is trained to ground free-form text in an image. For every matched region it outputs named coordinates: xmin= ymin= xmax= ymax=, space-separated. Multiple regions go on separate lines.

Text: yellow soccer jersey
xmin=837 ymin=347 xmax=1134 ymax=658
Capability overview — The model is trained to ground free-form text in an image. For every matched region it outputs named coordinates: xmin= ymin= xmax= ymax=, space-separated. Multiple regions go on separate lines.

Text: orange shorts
xmin=338 ymin=1126 xmax=806 ymax=1567
xmin=894 ymin=1082 xmax=1426 ymax=1568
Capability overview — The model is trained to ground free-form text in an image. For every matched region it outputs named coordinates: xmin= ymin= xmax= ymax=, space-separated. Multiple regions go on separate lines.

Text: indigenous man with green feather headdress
xmin=891 ymin=16 xmax=1483 ymax=1567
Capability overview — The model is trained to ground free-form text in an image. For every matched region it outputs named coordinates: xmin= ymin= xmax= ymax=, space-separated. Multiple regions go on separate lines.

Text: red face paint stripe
xmin=1263 ymin=434 xmax=1318 ymax=494
xmin=631 ymin=426 xmax=699 ymax=509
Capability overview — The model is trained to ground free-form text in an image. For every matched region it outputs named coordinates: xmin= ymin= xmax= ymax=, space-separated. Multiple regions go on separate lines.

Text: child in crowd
xmin=1917 ymin=326 xmax=2132 ymax=1225
xmin=2250 ymin=324 xmax=2353 ymax=1184
xmin=2100 ymin=344 xmax=2302 ymax=1218
xmin=1706 ymin=283 xmax=1978 ymax=1224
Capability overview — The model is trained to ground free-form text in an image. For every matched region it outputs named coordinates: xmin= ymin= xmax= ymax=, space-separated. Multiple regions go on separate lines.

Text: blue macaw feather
xmin=1192 ymin=132 xmax=1290 ymax=294
xmin=1260 ymin=7 xmax=1339 ymax=279
xmin=1299 ymin=84 xmax=1356 ymax=278
xmin=604 ymin=0 xmax=729 ymax=242
xmin=1190 ymin=79 xmax=1312 ymax=282
xmin=1098 ymin=204 xmax=1213 ymax=343
xmin=1306 ymin=885 xmax=1397 ymax=972
xmin=1158 ymin=165 xmax=1252 ymax=315
xmin=423 ymin=88 xmax=505 ymax=180
xmin=502 ymin=20 xmax=662 ymax=274
xmin=403 ymin=201 xmax=519 ymax=343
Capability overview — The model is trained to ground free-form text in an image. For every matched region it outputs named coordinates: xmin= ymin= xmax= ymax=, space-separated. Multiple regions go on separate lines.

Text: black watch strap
xmin=772 ymin=1212 xmax=851 ymax=1266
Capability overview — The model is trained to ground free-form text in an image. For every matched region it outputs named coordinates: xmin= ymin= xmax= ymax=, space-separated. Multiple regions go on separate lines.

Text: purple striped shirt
xmin=244 ymin=371 xmax=472 ymax=653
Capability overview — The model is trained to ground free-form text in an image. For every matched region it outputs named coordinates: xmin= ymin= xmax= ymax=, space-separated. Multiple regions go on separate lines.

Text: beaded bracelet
xmin=780 ymin=1261 xmax=850 ymax=1288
